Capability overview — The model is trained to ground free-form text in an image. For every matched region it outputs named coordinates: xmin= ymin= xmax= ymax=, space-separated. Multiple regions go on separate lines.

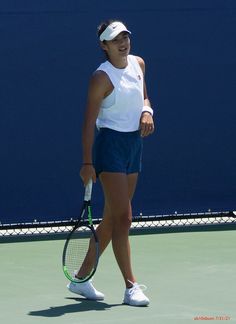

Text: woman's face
xmin=101 ymin=32 xmax=131 ymax=60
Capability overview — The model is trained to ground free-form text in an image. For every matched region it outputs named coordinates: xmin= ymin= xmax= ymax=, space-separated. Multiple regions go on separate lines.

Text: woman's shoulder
xmin=96 ymin=60 xmax=111 ymax=72
xmin=89 ymin=69 xmax=113 ymax=94
xmin=129 ymin=55 xmax=145 ymax=74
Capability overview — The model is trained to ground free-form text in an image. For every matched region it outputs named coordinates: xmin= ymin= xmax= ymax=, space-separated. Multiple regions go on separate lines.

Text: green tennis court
xmin=0 ymin=229 xmax=235 ymax=323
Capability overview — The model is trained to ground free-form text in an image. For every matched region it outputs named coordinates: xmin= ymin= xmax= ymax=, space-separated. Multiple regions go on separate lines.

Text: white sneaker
xmin=67 ymin=280 xmax=105 ymax=300
xmin=123 ymin=282 xmax=150 ymax=306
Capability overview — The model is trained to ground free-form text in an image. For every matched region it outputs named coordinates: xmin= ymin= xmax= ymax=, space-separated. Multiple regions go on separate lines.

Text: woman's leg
xmin=76 ymin=203 xmax=112 ymax=278
xmin=99 ymin=172 xmax=138 ymax=288
xmin=77 ymin=172 xmax=138 ymax=279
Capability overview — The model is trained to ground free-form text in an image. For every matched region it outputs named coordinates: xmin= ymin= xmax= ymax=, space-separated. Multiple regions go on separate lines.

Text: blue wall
xmin=0 ymin=1 xmax=235 ymax=224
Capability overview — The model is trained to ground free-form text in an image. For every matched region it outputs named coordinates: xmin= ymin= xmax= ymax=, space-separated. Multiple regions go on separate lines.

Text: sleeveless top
xmin=96 ymin=55 xmax=144 ymax=132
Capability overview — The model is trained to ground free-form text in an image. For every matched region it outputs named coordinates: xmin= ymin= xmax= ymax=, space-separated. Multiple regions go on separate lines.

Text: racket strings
xmin=64 ymin=227 xmax=97 ymax=281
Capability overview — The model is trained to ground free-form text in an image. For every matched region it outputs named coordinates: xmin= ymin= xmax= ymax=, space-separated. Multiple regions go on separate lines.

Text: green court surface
xmin=0 ymin=229 xmax=235 ymax=324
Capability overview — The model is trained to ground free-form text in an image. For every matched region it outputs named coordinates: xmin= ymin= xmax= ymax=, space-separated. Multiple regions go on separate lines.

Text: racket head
xmin=62 ymin=223 xmax=99 ymax=283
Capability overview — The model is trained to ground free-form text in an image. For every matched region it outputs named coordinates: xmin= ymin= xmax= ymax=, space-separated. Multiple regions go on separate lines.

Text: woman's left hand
xmin=140 ymin=112 xmax=155 ymax=137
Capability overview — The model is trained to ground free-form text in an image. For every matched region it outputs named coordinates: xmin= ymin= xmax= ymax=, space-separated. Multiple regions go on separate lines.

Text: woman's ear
xmin=100 ymin=41 xmax=107 ymax=51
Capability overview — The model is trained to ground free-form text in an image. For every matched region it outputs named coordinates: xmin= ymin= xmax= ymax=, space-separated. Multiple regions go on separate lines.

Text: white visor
xmin=99 ymin=22 xmax=131 ymax=41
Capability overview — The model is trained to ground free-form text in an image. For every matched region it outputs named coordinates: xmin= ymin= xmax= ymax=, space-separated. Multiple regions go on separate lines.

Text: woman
xmin=67 ymin=19 xmax=154 ymax=306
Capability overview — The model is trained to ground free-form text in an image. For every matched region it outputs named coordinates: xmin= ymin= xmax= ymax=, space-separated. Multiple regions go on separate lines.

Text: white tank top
xmin=96 ymin=55 xmax=144 ymax=132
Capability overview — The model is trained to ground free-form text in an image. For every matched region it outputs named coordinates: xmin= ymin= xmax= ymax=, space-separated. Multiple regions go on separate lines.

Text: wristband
xmin=142 ymin=106 xmax=153 ymax=116
xmin=82 ymin=163 xmax=93 ymax=166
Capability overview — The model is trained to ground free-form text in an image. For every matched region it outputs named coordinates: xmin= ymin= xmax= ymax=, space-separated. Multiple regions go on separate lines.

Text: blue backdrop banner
xmin=0 ymin=1 xmax=235 ymax=224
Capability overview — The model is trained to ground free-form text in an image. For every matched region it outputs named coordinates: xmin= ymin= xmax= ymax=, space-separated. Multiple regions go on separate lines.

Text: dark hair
xmin=97 ymin=19 xmax=126 ymax=40
xmin=97 ymin=19 xmax=114 ymax=39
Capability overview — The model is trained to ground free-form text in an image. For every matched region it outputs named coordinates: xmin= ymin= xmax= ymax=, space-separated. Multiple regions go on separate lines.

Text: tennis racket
xmin=62 ymin=179 xmax=99 ymax=283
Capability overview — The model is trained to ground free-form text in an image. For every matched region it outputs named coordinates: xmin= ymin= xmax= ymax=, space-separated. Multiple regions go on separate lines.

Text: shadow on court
xmin=28 ymin=297 xmax=122 ymax=317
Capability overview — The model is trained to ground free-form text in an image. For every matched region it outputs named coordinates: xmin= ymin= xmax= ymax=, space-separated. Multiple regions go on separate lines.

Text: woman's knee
xmin=112 ymin=209 xmax=132 ymax=231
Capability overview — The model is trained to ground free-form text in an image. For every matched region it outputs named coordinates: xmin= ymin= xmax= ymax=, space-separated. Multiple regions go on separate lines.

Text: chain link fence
xmin=0 ymin=211 xmax=235 ymax=242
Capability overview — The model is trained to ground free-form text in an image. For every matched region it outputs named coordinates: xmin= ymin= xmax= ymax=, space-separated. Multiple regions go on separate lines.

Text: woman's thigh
xmin=99 ymin=172 xmax=138 ymax=219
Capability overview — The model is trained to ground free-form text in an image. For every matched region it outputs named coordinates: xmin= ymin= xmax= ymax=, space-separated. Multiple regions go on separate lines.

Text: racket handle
xmin=84 ymin=179 xmax=93 ymax=201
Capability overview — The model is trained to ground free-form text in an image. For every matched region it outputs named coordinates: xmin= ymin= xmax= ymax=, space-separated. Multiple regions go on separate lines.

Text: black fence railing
xmin=0 ymin=211 xmax=235 ymax=241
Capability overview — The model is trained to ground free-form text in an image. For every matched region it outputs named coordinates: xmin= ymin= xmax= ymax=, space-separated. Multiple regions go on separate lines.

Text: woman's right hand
xmin=79 ymin=165 xmax=97 ymax=186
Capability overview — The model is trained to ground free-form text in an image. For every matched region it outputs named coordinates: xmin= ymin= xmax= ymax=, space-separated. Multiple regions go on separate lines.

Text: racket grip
xmin=84 ymin=179 xmax=93 ymax=201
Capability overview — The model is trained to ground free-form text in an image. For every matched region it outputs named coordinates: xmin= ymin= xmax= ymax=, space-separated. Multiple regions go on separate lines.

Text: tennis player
xmin=67 ymin=19 xmax=154 ymax=306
